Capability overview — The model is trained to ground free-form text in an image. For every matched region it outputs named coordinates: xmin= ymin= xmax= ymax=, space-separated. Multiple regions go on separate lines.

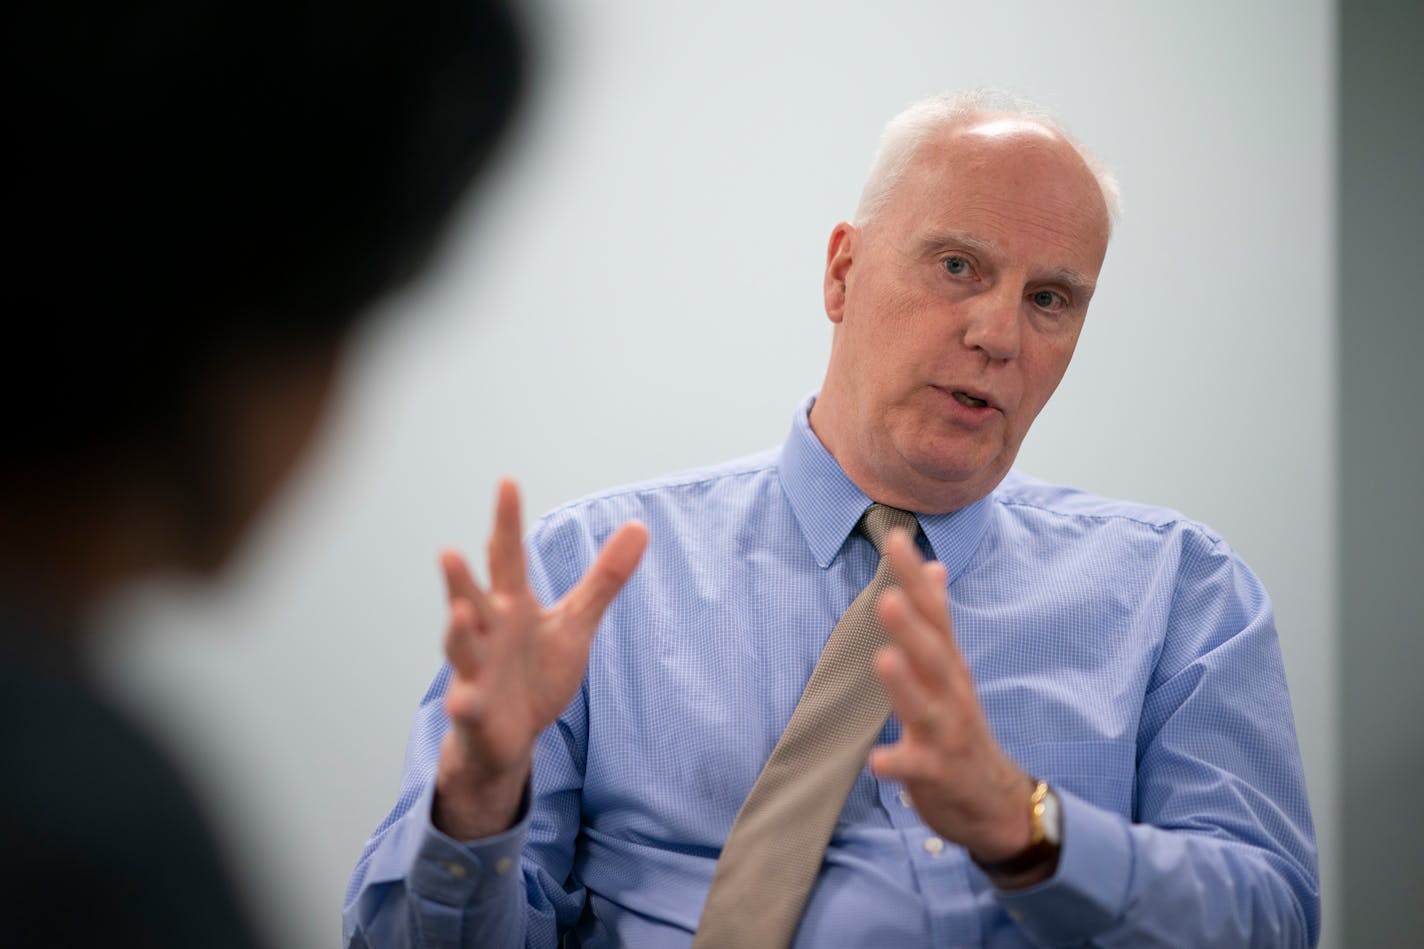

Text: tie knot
xmin=860 ymin=503 xmax=919 ymax=555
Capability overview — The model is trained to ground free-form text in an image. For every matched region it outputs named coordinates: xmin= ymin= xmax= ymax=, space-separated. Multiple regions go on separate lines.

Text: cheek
xmin=850 ymin=265 xmax=930 ymax=329
xmin=1018 ymin=344 xmax=1077 ymax=415
xmin=846 ymin=295 xmax=928 ymax=379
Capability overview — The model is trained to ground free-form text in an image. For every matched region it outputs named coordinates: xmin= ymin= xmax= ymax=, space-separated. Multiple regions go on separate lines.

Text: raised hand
xmin=433 ymin=478 xmax=648 ymax=840
xmin=867 ymin=529 xmax=1038 ymax=870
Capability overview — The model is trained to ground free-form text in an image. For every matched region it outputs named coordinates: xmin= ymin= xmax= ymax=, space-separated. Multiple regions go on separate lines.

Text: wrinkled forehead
xmin=883 ymin=121 xmax=1112 ymax=264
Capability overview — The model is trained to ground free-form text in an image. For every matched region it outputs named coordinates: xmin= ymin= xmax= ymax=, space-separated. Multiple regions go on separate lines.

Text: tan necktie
xmin=693 ymin=503 xmax=920 ymax=948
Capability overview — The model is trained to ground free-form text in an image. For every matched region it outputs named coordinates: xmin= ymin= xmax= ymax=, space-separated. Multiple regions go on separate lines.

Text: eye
xmin=1031 ymin=289 xmax=1065 ymax=310
xmin=943 ymin=255 xmax=971 ymax=276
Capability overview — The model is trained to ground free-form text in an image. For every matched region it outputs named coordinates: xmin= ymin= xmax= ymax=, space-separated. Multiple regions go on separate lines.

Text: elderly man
xmin=345 ymin=92 xmax=1318 ymax=947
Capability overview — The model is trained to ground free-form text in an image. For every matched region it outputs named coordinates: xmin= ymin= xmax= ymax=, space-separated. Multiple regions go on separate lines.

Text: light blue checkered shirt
xmin=344 ymin=397 xmax=1319 ymax=948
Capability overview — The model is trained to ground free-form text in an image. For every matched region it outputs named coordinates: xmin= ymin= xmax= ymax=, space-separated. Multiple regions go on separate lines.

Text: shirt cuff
xmin=361 ymin=775 xmax=529 ymax=911
xmin=403 ymin=778 xmax=531 ymax=908
xmin=991 ymin=785 xmax=1134 ymax=945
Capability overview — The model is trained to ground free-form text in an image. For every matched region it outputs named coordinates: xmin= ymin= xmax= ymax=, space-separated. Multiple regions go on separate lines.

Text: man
xmin=1 ymin=1 xmax=523 ymax=946
xmin=345 ymin=92 xmax=1319 ymax=947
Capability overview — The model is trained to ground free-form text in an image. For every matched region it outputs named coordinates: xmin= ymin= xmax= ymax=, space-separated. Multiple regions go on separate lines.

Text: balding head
xmin=853 ymin=91 xmax=1120 ymax=236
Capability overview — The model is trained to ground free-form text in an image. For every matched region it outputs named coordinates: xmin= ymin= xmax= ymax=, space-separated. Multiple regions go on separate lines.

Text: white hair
xmin=852 ymin=89 xmax=1122 ymax=232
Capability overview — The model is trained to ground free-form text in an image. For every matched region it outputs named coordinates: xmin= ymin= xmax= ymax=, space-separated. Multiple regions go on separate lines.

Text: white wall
xmin=93 ymin=2 xmax=1338 ymax=946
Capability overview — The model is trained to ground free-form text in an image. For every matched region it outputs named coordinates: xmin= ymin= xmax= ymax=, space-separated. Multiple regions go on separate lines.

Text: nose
xmin=961 ymin=284 xmax=1021 ymax=361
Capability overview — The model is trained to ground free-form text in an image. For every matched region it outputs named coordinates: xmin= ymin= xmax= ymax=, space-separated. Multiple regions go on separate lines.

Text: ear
xmin=823 ymin=222 xmax=857 ymax=324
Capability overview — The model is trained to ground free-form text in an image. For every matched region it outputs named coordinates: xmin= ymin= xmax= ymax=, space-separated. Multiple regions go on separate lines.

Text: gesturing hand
xmin=868 ymin=529 xmax=1037 ymax=866
xmin=433 ymin=478 xmax=648 ymax=840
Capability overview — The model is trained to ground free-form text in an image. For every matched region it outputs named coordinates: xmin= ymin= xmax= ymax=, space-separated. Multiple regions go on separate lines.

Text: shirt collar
xmin=779 ymin=394 xmax=994 ymax=580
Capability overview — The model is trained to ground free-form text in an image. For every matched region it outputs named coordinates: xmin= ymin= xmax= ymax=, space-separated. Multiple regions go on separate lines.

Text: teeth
xmin=953 ymin=391 xmax=988 ymax=408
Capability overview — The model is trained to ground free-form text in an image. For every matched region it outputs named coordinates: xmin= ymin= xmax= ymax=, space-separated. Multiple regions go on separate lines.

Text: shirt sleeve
xmin=342 ymin=511 xmax=604 ymax=949
xmin=993 ymin=528 xmax=1321 ymax=947
xmin=339 ymin=667 xmax=538 ymax=949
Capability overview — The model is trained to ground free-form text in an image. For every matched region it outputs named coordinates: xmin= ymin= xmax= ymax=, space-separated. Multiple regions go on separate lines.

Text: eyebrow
xmin=918 ymin=231 xmax=997 ymax=259
xmin=916 ymin=230 xmax=1098 ymax=302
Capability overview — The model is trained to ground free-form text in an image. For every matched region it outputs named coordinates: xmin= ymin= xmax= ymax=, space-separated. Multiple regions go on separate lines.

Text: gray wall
xmin=91 ymin=3 xmax=1340 ymax=946
xmin=1339 ymin=1 xmax=1424 ymax=944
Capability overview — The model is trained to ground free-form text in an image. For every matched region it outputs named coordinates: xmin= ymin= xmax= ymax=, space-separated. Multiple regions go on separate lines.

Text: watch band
xmin=973 ymin=779 xmax=1061 ymax=878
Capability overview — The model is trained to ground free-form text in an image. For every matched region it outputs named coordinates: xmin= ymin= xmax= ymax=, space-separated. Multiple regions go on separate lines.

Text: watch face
xmin=1041 ymin=788 xmax=1062 ymax=846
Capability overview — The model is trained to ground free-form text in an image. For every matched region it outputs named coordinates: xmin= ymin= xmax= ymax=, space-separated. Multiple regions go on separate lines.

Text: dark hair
xmin=3 ymin=0 xmax=524 ymax=464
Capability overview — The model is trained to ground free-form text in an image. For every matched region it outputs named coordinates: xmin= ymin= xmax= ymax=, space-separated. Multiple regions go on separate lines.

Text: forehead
xmin=877 ymin=121 xmax=1110 ymax=278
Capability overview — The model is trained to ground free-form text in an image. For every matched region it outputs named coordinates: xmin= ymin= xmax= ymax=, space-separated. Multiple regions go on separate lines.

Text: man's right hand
xmin=432 ymin=478 xmax=648 ymax=840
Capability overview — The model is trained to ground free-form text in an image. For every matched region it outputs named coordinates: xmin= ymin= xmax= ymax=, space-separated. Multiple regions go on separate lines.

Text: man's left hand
xmin=868 ymin=529 xmax=1039 ymax=868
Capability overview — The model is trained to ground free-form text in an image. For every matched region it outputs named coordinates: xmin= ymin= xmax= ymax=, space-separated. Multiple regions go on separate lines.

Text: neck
xmin=807 ymin=390 xmax=989 ymax=515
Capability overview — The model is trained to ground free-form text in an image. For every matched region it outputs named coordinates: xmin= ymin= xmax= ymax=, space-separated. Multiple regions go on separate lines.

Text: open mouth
xmin=952 ymin=391 xmax=989 ymax=409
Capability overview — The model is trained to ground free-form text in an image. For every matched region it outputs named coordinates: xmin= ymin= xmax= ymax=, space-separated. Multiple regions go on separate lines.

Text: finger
xmin=914 ymin=558 xmax=974 ymax=691
xmin=440 ymin=548 xmax=496 ymax=629
xmin=443 ymin=598 xmax=482 ymax=678
xmin=884 ymin=539 xmax=972 ymax=690
xmin=444 ymin=681 xmax=488 ymax=726
xmin=558 ymin=520 xmax=650 ymax=632
xmin=867 ymin=736 xmax=938 ymax=785
xmin=487 ymin=478 xmax=527 ymax=595
xmin=886 ymin=530 xmax=950 ymax=639
xmin=879 ymin=587 xmax=957 ymax=691
xmin=874 ymin=643 xmax=940 ymax=738
xmin=921 ymin=559 xmax=956 ymax=644
xmin=884 ymin=526 xmax=925 ymax=573
xmin=440 ymin=548 xmax=479 ymax=601
xmin=867 ymin=741 xmax=914 ymax=782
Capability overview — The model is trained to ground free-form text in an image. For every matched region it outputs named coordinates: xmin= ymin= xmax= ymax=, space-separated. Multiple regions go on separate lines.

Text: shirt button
xmin=494 ymin=856 xmax=514 ymax=876
xmin=443 ymin=861 xmax=468 ymax=879
xmin=922 ymin=836 xmax=945 ymax=856
xmin=898 ymin=790 xmax=912 ymax=808
xmin=1009 ymin=909 xmax=1027 ymax=923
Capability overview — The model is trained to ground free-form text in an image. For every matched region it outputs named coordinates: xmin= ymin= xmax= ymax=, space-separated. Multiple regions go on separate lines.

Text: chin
xmin=904 ymin=449 xmax=1015 ymax=505
xmin=901 ymin=440 xmax=998 ymax=484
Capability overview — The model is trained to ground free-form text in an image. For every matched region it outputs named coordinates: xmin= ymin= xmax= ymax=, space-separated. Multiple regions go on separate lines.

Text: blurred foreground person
xmin=1 ymin=1 xmax=523 ymax=945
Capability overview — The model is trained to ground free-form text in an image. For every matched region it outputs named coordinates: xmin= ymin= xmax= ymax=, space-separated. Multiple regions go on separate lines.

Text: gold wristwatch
xmin=974 ymin=778 xmax=1062 ymax=879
